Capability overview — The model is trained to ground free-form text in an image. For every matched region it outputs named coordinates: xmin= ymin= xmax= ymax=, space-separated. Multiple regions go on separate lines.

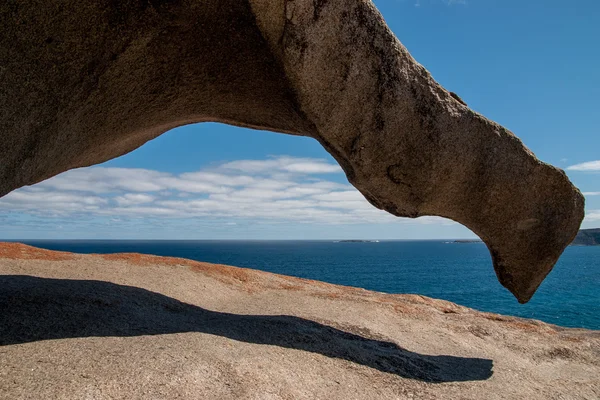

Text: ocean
xmin=14 ymin=240 xmax=600 ymax=330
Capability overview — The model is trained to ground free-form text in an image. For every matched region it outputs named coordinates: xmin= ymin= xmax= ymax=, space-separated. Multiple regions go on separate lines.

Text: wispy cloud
xmin=114 ymin=193 xmax=156 ymax=206
xmin=0 ymin=156 xmax=451 ymax=228
xmin=583 ymin=192 xmax=600 ymax=197
xmin=585 ymin=210 xmax=600 ymax=222
xmin=566 ymin=160 xmax=600 ymax=172
xmin=221 ymin=156 xmax=342 ymax=174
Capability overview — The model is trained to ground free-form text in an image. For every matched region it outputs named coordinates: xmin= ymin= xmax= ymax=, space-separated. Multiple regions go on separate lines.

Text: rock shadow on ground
xmin=0 ymin=275 xmax=493 ymax=383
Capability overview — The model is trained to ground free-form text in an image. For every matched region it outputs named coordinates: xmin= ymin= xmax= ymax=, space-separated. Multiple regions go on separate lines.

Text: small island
xmin=336 ymin=240 xmax=380 ymax=243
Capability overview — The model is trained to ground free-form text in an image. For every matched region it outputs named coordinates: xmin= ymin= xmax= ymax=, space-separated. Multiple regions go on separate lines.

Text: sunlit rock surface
xmin=1 ymin=243 xmax=598 ymax=399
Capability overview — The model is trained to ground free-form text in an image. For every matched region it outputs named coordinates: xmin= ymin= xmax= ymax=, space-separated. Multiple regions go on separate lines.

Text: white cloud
xmin=585 ymin=210 xmax=600 ymax=222
xmin=283 ymin=161 xmax=342 ymax=174
xmin=109 ymin=206 xmax=179 ymax=216
xmin=311 ymin=190 xmax=364 ymax=202
xmin=35 ymin=168 xmax=167 ymax=193
xmin=0 ymin=190 xmax=108 ymax=215
xmin=583 ymin=192 xmax=600 ymax=197
xmin=0 ymin=156 xmax=457 ymax=228
xmin=114 ymin=193 xmax=155 ymax=206
xmin=179 ymin=172 xmax=256 ymax=186
xmin=220 ymin=156 xmax=342 ymax=174
xmin=566 ymin=160 xmax=600 ymax=172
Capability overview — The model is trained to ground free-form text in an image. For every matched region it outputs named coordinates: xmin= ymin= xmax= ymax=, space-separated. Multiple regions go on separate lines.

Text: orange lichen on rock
xmin=481 ymin=312 xmax=559 ymax=335
xmin=277 ymin=283 xmax=305 ymax=291
xmin=98 ymin=252 xmax=255 ymax=286
xmin=0 ymin=242 xmax=74 ymax=261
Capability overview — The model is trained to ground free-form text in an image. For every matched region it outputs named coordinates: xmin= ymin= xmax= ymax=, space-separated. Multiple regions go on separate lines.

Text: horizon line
xmin=1 ymin=238 xmax=482 ymax=242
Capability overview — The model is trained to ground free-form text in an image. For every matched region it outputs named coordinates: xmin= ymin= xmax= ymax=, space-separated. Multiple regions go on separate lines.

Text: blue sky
xmin=1 ymin=0 xmax=598 ymax=240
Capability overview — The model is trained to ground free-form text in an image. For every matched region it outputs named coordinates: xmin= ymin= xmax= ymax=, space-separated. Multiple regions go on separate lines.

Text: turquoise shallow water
xmin=14 ymin=240 xmax=600 ymax=330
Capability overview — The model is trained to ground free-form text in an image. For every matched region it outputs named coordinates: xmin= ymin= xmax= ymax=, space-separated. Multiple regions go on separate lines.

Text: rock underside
xmin=1 ymin=243 xmax=598 ymax=400
xmin=0 ymin=0 xmax=585 ymax=303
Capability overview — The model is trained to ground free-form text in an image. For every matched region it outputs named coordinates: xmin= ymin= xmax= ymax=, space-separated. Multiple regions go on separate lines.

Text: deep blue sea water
xmin=14 ymin=240 xmax=600 ymax=330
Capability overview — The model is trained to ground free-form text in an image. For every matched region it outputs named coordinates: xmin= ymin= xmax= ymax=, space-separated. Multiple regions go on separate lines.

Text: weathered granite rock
xmin=0 ymin=0 xmax=584 ymax=302
xmin=1 ymin=244 xmax=598 ymax=399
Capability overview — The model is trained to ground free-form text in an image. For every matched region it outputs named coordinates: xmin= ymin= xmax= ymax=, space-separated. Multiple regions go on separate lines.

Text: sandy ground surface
xmin=0 ymin=242 xmax=598 ymax=399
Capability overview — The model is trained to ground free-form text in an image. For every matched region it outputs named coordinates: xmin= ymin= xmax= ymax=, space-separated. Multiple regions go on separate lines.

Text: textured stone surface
xmin=1 ymin=243 xmax=598 ymax=400
xmin=0 ymin=0 xmax=584 ymax=302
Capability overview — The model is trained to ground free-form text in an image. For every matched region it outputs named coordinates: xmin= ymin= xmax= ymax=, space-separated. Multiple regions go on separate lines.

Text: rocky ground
xmin=0 ymin=242 xmax=598 ymax=399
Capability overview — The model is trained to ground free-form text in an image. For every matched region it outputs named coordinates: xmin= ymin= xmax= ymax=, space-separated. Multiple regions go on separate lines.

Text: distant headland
xmin=571 ymin=228 xmax=600 ymax=246
xmin=449 ymin=228 xmax=600 ymax=246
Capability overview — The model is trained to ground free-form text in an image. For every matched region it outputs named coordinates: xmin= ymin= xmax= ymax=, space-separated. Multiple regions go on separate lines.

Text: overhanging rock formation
xmin=0 ymin=0 xmax=584 ymax=302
